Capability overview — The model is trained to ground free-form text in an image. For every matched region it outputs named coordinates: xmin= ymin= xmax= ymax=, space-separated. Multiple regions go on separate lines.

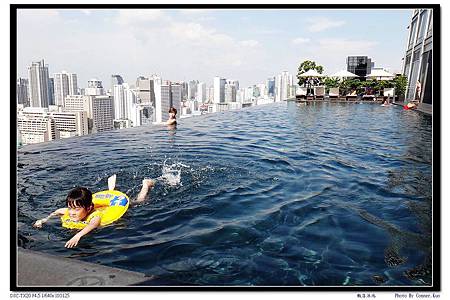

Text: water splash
xmin=156 ymin=159 xmax=189 ymax=187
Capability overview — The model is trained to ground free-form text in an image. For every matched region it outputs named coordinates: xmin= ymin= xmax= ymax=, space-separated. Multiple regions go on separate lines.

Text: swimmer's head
xmin=169 ymin=107 xmax=177 ymax=117
xmin=66 ymin=187 xmax=93 ymax=221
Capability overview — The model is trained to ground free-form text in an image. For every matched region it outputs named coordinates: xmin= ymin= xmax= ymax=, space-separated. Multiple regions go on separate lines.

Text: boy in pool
xmin=166 ymin=107 xmax=177 ymax=126
xmin=33 ymin=175 xmax=155 ymax=248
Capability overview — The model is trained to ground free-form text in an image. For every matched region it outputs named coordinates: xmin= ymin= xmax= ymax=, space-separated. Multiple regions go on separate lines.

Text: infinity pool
xmin=17 ymin=101 xmax=433 ymax=286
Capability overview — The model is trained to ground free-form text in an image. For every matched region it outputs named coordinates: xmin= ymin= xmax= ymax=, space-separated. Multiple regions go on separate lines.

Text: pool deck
xmin=16 ymin=248 xmax=186 ymax=287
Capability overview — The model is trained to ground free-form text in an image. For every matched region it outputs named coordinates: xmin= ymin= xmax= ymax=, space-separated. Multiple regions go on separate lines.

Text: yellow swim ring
xmin=61 ymin=190 xmax=130 ymax=229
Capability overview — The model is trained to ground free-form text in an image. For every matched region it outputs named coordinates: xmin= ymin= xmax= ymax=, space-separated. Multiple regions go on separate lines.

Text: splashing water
xmin=156 ymin=159 xmax=189 ymax=187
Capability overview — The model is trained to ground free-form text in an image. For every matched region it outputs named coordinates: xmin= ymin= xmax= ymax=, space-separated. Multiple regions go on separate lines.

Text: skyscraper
xmin=17 ymin=108 xmax=59 ymax=145
xmin=68 ymin=73 xmax=78 ymax=95
xmin=347 ymin=56 xmax=373 ymax=77
xmin=136 ymin=76 xmax=156 ymax=104
xmin=17 ymin=78 xmax=29 ymax=107
xmin=402 ymin=8 xmax=433 ymax=107
xmin=113 ymin=84 xmax=126 ymax=119
xmin=111 ymin=74 xmax=124 ymax=91
xmin=154 ymin=80 xmax=170 ymax=124
xmin=197 ymin=82 xmax=206 ymax=103
xmin=171 ymin=83 xmax=182 ymax=113
xmin=214 ymin=76 xmax=226 ymax=103
xmin=54 ymin=72 xmax=69 ymax=106
xmin=85 ymin=79 xmax=104 ymax=96
xmin=48 ymin=78 xmax=55 ymax=105
xmin=227 ymin=79 xmax=240 ymax=91
xmin=28 ymin=60 xmax=50 ymax=108
xmin=92 ymin=96 xmax=114 ymax=133
xmin=225 ymin=84 xmax=237 ymax=102
xmin=276 ymin=71 xmax=292 ymax=101
xmin=266 ymin=77 xmax=275 ymax=97
xmin=123 ymin=84 xmax=137 ymax=121
xmin=187 ymin=80 xmax=199 ymax=100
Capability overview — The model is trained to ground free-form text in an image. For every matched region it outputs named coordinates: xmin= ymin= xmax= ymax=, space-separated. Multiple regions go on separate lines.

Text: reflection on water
xmin=17 ymin=102 xmax=433 ymax=286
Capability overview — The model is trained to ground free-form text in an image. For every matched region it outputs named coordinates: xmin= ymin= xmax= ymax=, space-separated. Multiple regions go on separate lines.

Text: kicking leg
xmin=134 ymin=179 xmax=156 ymax=203
xmin=108 ymin=174 xmax=117 ymax=191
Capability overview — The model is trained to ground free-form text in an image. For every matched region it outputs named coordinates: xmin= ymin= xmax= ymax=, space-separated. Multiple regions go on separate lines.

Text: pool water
xmin=17 ymin=101 xmax=433 ymax=286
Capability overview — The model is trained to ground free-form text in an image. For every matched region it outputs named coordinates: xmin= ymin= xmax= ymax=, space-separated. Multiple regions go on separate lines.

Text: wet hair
xmin=66 ymin=187 xmax=93 ymax=209
xmin=169 ymin=107 xmax=177 ymax=115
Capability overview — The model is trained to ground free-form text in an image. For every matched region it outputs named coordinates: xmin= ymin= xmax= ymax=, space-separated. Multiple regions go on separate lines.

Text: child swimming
xmin=33 ymin=175 xmax=155 ymax=248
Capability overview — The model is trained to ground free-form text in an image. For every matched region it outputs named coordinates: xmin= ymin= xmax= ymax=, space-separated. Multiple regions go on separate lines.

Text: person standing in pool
xmin=33 ymin=175 xmax=155 ymax=248
xmin=166 ymin=107 xmax=177 ymax=126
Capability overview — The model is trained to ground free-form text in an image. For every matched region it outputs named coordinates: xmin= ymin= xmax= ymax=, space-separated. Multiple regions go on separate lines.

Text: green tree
xmin=297 ymin=60 xmax=324 ymax=86
xmin=339 ymin=78 xmax=362 ymax=95
xmin=323 ymin=77 xmax=341 ymax=93
xmin=392 ymin=75 xmax=408 ymax=98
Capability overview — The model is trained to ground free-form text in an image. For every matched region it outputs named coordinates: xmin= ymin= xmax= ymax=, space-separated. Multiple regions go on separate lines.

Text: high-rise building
xmin=92 ymin=96 xmax=114 ymax=133
xmin=402 ymin=8 xmax=433 ymax=109
xmin=197 ymin=82 xmax=206 ymax=103
xmin=214 ymin=76 xmax=226 ymax=103
xmin=180 ymin=81 xmax=189 ymax=101
xmin=17 ymin=78 xmax=30 ymax=107
xmin=154 ymin=80 xmax=170 ymax=124
xmin=49 ymin=110 xmax=88 ymax=138
xmin=17 ymin=107 xmax=59 ymax=145
xmin=227 ymin=80 xmax=240 ymax=91
xmin=130 ymin=103 xmax=153 ymax=127
xmin=187 ymin=80 xmax=198 ymax=100
xmin=276 ymin=71 xmax=292 ymax=101
xmin=54 ymin=72 xmax=69 ymax=106
xmin=171 ymin=83 xmax=182 ymax=113
xmin=28 ymin=60 xmax=50 ymax=108
xmin=257 ymin=83 xmax=267 ymax=98
xmin=266 ymin=77 xmax=275 ymax=97
xmin=225 ymin=84 xmax=237 ymax=102
xmin=347 ymin=56 xmax=373 ymax=78
xmin=68 ymin=73 xmax=78 ymax=96
xmin=113 ymin=84 xmax=126 ymax=120
xmin=123 ymin=84 xmax=137 ymax=121
xmin=136 ymin=76 xmax=156 ymax=104
xmin=207 ymin=86 xmax=214 ymax=103
xmin=48 ymin=78 xmax=55 ymax=105
xmin=64 ymin=95 xmax=93 ymax=118
xmin=111 ymin=75 xmax=124 ymax=91
xmin=85 ymin=79 xmax=104 ymax=96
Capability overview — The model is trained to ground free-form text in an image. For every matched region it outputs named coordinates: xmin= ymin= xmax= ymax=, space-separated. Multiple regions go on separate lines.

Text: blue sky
xmin=17 ymin=8 xmax=412 ymax=89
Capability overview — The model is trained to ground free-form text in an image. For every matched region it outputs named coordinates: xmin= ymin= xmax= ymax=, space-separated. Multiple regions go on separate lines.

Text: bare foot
xmin=134 ymin=179 xmax=156 ymax=204
xmin=108 ymin=174 xmax=117 ymax=191
xmin=142 ymin=179 xmax=156 ymax=190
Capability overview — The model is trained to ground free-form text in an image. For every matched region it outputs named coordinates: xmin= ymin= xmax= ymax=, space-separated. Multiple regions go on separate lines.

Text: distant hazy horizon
xmin=17 ymin=8 xmax=412 ymax=89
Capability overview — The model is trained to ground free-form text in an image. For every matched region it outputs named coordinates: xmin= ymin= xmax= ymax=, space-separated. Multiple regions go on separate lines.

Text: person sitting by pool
xmin=381 ymin=98 xmax=391 ymax=106
xmin=33 ymin=175 xmax=155 ymax=248
xmin=166 ymin=107 xmax=177 ymax=126
xmin=403 ymin=102 xmax=417 ymax=110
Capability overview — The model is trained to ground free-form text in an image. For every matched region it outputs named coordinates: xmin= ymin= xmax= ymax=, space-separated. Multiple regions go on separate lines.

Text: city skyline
xmin=17 ymin=8 xmax=412 ymax=89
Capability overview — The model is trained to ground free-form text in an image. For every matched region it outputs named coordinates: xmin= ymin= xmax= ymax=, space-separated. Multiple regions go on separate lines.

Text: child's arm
xmin=33 ymin=208 xmax=67 ymax=228
xmin=64 ymin=216 xmax=101 ymax=248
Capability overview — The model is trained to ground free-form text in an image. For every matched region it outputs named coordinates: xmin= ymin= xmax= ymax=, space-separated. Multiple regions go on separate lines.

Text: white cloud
xmin=240 ymin=40 xmax=260 ymax=47
xmin=168 ymin=21 xmax=235 ymax=47
xmin=306 ymin=17 xmax=346 ymax=32
xmin=116 ymin=9 xmax=166 ymax=25
xmin=179 ymin=9 xmax=215 ymax=15
xmin=316 ymin=38 xmax=378 ymax=54
xmin=292 ymin=37 xmax=310 ymax=44
xmin=78 ymin=9 xmax=92 ymax=15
